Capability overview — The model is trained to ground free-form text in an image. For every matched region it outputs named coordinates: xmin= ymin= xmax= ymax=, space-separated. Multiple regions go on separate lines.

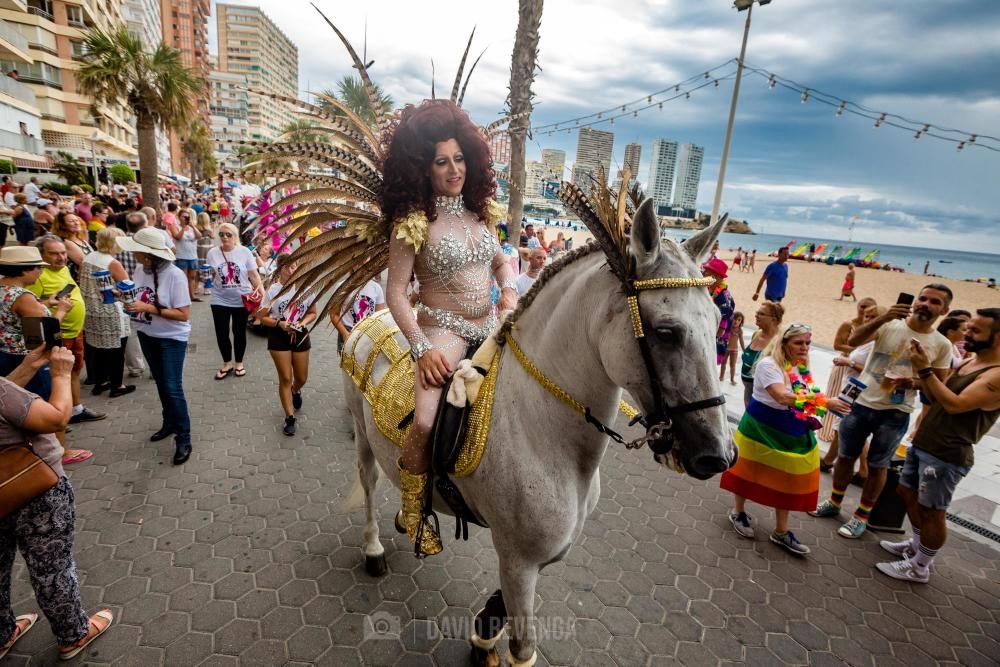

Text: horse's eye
xmin=656 ymin=327 xmax=680 ymax=343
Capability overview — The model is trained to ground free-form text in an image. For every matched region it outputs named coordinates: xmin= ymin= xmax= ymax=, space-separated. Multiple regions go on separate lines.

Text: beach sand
xmin=540 ymin=225 xmax=999 ymax=348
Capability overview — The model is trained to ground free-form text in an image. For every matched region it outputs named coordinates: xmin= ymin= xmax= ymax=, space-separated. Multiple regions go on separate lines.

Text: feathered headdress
xmin=236 ymin=4 xmax=511 ymax=323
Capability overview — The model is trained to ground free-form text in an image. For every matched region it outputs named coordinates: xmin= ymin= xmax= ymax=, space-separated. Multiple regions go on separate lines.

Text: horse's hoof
xmin=394 ymin=511 xmax=407 ymax=534
xmin=364 ymin=553 xmax=388 ymax=577
xmin=470 ymin=645 xmax=501 ymax=667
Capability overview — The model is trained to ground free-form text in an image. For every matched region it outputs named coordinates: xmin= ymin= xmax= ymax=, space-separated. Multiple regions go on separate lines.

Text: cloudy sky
xmin=211 ymin=0 xmax=999 ymax=254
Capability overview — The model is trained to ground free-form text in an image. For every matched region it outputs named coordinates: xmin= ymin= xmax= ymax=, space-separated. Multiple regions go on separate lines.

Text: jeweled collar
xmin=434 ymin=195 xmax=465 ymax=216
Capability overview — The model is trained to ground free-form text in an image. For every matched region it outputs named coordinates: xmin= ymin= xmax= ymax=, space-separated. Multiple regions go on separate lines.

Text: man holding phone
xmin=27 ymin=235 xmax=105 ymax=426
xmin=811 ymin=284 xmax=953 ymax=539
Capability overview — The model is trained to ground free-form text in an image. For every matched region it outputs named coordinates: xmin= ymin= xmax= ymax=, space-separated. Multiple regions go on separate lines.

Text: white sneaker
xmin=880 ymin=538 xmax=915 ymax=560
xmin=875 ymin=558 xmax=929 ymax=584
xmin=729 ymin=512 xmax=755 ymax=539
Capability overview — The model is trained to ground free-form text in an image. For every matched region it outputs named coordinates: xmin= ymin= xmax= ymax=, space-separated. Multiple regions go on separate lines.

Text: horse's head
xmin=599 ymin=199 xmax=736 ymax=480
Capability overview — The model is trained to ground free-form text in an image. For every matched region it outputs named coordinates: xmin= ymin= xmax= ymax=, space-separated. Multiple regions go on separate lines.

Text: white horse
xmin=345 ymin=201 xmax=734 ymax=666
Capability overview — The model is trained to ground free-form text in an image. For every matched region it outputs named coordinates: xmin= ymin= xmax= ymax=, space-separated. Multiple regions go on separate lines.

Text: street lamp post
xmin=708 ymin=0 xmax=771 ymax=226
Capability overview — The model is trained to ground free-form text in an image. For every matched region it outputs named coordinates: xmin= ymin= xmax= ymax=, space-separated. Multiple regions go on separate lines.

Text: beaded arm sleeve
xmin=492 ymin=246 xmax=517 ymax=292
xmin=386 ymin=234 xmax=433 ymax=359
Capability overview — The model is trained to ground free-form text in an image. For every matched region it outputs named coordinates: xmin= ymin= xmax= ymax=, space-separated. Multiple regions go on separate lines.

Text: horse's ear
xmin=683 ymin=213 xmax=729 ymax=264
xmin=630 ymin=198 xmax=660 ymax=270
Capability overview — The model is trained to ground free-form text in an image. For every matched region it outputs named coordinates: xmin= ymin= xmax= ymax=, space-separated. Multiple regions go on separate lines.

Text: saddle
xmin=341 ymin=311 xmax=502 ymax=540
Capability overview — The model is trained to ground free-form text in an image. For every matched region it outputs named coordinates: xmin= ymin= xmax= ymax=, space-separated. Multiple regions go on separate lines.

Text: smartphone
xmin=54 ymin=284 xmax=75 ymax=300
xmin=896 ymin=292 xmax=915 ymax=306
xmin=22 ymin=316 xmax=62 ymax=348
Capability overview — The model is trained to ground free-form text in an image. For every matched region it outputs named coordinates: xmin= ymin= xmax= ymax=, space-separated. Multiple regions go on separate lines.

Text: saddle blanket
xmin=340 ymin=310 xmax=500 ymax=477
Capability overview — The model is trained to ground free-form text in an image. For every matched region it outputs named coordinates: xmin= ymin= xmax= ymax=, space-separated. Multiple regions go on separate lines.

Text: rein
xmin=504 ymin=272 xmax=727 ymax=456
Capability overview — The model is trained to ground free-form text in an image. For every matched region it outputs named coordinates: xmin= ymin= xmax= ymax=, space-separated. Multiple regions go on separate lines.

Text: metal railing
xmin=0 ymin=74 xmax=36 ymax=106
xmin=0 ymin=128 xmax=44 ymax=155
xmin=26 ymin=5 xmax=53 ymax=21
xmin=0 ymin=20 xmax=30 ymax=55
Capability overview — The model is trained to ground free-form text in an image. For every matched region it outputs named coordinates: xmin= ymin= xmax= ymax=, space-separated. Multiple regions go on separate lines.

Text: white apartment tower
xmin=540 ymin=148 xmax=565 ymax=181
xmin=209 ymin=66 xmax=249 ymax=171
xmin=614 ymin=142 xmax=641 ymax=190
xmin=647 ymin=139 xmax=678 ymax=212
xmin=572 ymin=127 xmax=613 ymax=195
xmin=524 ymin=160 xmax=547 ymax=198
xmin=672 ymin=143 xmax=704 ymax=210
xmin=217 ymin=3 xmax=298 ymax=142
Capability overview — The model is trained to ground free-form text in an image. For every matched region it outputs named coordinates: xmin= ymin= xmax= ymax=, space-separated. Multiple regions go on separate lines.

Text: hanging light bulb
xmin=874 ymin=113 xmax=886 ymax=128
xmin=957 ymin=141 xmax=966 ymax=151
xmin=597 ymin=112 xmax=602 ymax=119
xmin=914 ymin=130 xmax=923 ymax=140
xmin=768 ymin=74 xmax=776 ymax=89
xmin=647 ymin=95 xmax=652 ymax=103
xmin=836 ymin=101 xmax=846 ymax=116
xmin=554 ymin=124 xmax=559 ymax=130
xmin=621 ymin=105 xmax=626 ymax=112
xmin=685 ymin=92 xmax=691 ymax=99
xmin=674 ymin=84 xmax=680 ymax=92
xmin=714 ymin=79 xmax=720 ymax=88
xmin=658 ymin=102 xmax=663 ymax=110
xmin=610 ymin=117 xmax=615 ymax=125
xmin=704 ymin=72 xmax=710 ymax=79
xmin=968 ymin=134 xmax=978 ymax=144
xmin=633 ymin=110 xmax=638 ymax=118
xmin=801 ymin=89 xmax=809 ymax=104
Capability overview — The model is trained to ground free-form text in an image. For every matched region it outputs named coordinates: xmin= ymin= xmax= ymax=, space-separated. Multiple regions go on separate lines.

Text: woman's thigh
xmin=269 ymin=350 xmax=292 ymax=382
xmin=290 ymin=350 xmax=309 ymax=382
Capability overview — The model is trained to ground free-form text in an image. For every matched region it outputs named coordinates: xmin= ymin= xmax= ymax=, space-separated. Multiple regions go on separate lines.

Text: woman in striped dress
xmin=721 ymin=322 xmax=852 ymax=555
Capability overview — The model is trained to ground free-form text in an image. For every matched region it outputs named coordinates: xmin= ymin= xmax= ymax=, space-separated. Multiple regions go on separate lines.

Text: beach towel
xmin=720 ymin=399 xmax=820 ymax=511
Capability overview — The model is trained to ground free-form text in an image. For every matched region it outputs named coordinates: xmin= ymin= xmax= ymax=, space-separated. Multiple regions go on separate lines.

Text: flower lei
xmin=785 ymin=362 xmax=828 ymax=421
xmin=710 ymin=280 xmax=728 ymax=299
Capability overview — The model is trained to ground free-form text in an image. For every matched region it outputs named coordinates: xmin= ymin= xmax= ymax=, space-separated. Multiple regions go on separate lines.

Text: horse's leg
xmin=356 ymin=418 xmax=387 ymax=577
xmin=470 ymin=589 xmax=507 ymax=667
xmin=499 ymin=558 xmax=540 ymax=666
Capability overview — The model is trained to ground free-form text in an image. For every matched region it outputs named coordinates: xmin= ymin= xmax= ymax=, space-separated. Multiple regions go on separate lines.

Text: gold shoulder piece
xmin=487 ymin=200 xmax=507 ymax=229
xmin=394 ymin=211 xmax=430 ymax=253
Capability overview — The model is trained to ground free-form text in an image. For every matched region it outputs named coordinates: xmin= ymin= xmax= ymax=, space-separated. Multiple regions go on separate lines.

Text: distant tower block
xmin=647 ymin=139 xmax=678 ymax=213
xmin=673 ymin=143 xmax=704 ymax=210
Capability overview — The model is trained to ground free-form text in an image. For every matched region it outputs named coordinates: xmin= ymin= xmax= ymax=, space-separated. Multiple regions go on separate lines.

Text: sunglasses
xmin=219 ymin=232 xmax=234 ymax=238
xmin=783 ymin=323 xmax=812 ymax=339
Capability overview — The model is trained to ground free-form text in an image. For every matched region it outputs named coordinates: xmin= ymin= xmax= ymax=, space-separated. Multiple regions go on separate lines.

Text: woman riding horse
xmin=383 ymin=100 xmax=518 ymax=556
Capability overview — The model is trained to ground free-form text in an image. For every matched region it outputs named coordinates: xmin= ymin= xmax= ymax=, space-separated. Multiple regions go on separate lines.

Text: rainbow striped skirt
xmin=720 ymin=399 xmax=820 ymax=512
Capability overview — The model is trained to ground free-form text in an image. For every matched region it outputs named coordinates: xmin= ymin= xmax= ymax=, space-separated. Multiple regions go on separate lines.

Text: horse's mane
xmin=495 ymin=241 xmax=603 ymax=344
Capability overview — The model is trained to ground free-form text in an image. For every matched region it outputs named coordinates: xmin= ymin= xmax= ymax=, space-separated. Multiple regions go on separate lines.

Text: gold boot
xmin=397 ymin=461 xmax=443 ymax=557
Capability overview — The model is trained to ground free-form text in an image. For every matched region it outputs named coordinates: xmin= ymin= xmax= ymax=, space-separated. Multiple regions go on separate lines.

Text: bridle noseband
xmin=621 ymin=274 xmax=727 ymax=456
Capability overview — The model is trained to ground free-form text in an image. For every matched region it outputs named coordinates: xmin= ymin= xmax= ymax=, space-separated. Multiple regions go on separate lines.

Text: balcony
xmin=0 ymin=20 xmax=31 ymax=63
xmin=0 ymin=128 xmax=45 ymax=155
xmin=0 ymin=75 xmax=38 ymax=106
xmin=26 ymin=3 xmax=53 ymax=22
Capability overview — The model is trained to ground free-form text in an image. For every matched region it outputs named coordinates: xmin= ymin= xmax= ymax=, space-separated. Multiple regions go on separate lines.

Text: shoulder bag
xmin=0 ymin=442 xmax=58 ymax=519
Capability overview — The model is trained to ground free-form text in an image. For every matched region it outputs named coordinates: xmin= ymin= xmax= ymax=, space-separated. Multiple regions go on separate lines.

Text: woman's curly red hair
xmin=380 ymin=100 xmax=496 ymax=226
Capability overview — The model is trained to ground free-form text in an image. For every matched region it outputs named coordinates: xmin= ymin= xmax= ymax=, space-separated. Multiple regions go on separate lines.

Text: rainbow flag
xmin=720 ymin=400 xmax=820 ymax=511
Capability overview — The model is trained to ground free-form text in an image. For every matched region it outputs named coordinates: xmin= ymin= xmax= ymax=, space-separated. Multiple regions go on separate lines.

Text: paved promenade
xmin=5 ymin=302 xmax=999 ymax=666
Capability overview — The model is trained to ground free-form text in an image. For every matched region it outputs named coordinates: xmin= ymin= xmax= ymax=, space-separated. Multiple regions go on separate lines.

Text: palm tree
xmin=318 ymin=75 xmax=393 ymax=128
xmin=76 ymin=26 xmax=201 ymax=207
xmin=506 ymin=0 xmax=544 ymax=244
xmin=180 ymin=120 xmax=217 ymax=182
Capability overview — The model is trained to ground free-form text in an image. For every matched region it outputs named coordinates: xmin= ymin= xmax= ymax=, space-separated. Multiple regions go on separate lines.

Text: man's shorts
xmin=899 ymin=446 xmax=969 ymax=510
xmin=837 ymin=403 xmax=909 ymax=469
xmin=62 ymin=334 xmax=85 ymax=372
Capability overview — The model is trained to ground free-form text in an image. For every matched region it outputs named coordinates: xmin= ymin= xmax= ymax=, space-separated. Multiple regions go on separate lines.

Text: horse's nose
xmin=688 ymin=452 xmax=731 ymax=478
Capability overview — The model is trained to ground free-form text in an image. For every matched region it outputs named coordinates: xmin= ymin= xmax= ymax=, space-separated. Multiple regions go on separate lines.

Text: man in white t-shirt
xmin=332 ymin=279 xmax=386 ymax=352
xmin=516 ymin=247 xmax=547 ymax=296
xmin=22 ymin=177 xmax=40 ymax=205
xmin=811 ymin=284 xmax=953 ymax=540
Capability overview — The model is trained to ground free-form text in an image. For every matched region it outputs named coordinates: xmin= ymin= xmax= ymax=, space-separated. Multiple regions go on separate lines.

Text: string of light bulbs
xmin=524 ymin=60 xmax=997 ymax=153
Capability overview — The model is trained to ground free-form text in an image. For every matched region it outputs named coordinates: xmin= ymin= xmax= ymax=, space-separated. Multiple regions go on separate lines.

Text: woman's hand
xmin=417 ymin=349 xmax=451 ymax=389
xmin=827 ymin=397 xmax=853 ymax=415
xmin=499 ymin=288 xmax=517 ymax=312
xmin=832 ymin=356 xmax=852 ymax=368
xmin=48 ymin=347 xmax=75 ymax=379
xmin=125 ymin=301 xmax=156 ymax=314
xmin=277 ymin=319 xmax=291 ymax=331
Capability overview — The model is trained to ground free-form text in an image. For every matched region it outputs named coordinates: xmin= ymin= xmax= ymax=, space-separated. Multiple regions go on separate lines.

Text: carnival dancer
xmin=383 ymin=101 xmax=518 ymax=556
xmin=721 ymin=322 xmax=852 ymax=555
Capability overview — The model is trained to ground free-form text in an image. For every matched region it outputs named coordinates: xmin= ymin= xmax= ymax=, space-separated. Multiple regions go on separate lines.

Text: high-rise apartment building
xmin=161 ymin=0 xmax=211 ymax=172
xmin=1 ymin=2 xmax=139 ymax=172
xmin=209 ymin=65 xmax=249 ymax=171
xmin=647 ymin=139 xmax=678 ymax=213
xmin=489 ymin=131 xmax=511 ymax=166
xmin=540 ymin=148 xmax=565 ymax=181
xmin=613 ymin=142 xmax=641 ymax=190
xmin=123 ymin=0 xmax=171 ymax=176
xmin=216 ymin=3 xmax=298 ymax=142
xmin=524 ymin=160 xmax=547 ymax=199
xmin=572 ymin=127 xmax=613 ymax=195
xmin=672 ymin=143 xmax=704 ymax=210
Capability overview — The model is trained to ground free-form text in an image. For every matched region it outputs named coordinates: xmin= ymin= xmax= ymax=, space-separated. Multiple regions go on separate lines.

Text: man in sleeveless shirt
xmin=876 ymin=308 xmax=1000 ymax=583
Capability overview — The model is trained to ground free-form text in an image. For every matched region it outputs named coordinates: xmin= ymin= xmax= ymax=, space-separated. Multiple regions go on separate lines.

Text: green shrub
xmin=80 ymin=184 xmax=94 ymax=193
xmin=44 ymin=181 xmax=73 ymax=196
xmin=0 ymin=160 xmax=15 ymax=175
xmin=109 ymin=163 xmax=136 ymax=184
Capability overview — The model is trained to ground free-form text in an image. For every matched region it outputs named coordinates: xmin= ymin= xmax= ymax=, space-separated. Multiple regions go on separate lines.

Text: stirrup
xmin=397 ymin=461 xmax=443 ymax=557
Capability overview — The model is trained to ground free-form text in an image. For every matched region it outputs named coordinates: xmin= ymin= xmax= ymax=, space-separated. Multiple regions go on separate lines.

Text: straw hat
xmin=116 ymin=227 xmax=176 ymax=261
xmin=0 ymin=246 xmax=46 ymax=266
xmin=702 ymin=257 xmax=729 ymax=279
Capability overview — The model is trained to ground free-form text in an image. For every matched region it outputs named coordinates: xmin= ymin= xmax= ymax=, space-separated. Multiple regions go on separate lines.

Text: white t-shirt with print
xmin=751 ymin=356 xmax=789 ymax=411
xmin=265 ymin=282 xmax=314 ymax=324
xmin=131 ymin=263 xmax=192 ymax=340
xmin=339 ymin=280 xmax=385 ymax=331
xmin=857 ymin=319 xmax=952 ymax=413
xmin=206 ymin=246 xmax=257 ymax=308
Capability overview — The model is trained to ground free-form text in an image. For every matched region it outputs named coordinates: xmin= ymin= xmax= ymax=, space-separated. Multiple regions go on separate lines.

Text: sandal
xmin=234 ymin=368 xmax=247 ymax=377
xmin=59 ymin=609 xmax=113 ymax=661
xmin=0 ymin=613 xmax=37 ymax=659
xmin=215 ymin=367 xmax=233 ymax=380
xmin=62 ymin=449 xmax=94 ymax=465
